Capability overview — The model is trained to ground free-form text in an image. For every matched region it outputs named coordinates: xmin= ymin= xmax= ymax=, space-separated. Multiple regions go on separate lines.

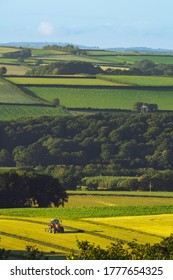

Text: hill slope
xmin=0 ymin=78 xmax=45 ymax=104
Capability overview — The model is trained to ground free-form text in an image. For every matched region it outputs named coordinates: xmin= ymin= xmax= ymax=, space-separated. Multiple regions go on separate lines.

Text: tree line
xmin=43 ymin=44 xmax=87 ymax=55
xmin=105 ymin=59 xmax=173 ymax=76
xmin=80 ymin=169 xmax=173 ymax=191
xmin=26 ymin=61 xmax=103 ymax=75
xmin=0 ymin=67 xmax=7 ymax=76
xmin=26 ymin=57 xmax=173 ymax=77
xmin=2 ymin=48 xmax=31 ymax=59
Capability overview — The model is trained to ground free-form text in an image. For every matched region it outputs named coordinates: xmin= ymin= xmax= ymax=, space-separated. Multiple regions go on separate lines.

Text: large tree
xmin=0 ymin=67 xmax=7 ymax=76
xmin=0 ymin=172 xmax=68 ymax=208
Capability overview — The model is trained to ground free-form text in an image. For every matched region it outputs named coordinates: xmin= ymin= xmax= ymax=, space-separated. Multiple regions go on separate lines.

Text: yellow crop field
xmin=0 ymin=64 xmax=31 ymax=75
xmin=64 ymin=195 xmax=173 ymax=208
xmin=100 ymin=66 xmax=130 ymax=71
xmin=0 ymin=217 xmax=115 ymax=258
xmin=1 ymin=196 xmax=173 ymax=259
xmin=85 ymin=214 xmax=173 ymax=238
xmin=0 ymin=213 xmax=167 ymax=260
xmin=0 ymin=47 xmax=19 ymax=54
xmin=0 ymin=235 xmax=63 ymax=254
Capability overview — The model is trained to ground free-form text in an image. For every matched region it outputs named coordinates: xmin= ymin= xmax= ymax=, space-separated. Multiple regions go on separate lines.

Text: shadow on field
xmin=4 ymin=250 xmax=66 ymax=260
xmin=62 ymin=229 xmax=84 ymax=234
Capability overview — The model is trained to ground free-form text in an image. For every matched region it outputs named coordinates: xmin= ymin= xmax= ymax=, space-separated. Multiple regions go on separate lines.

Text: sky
xmin=1 ymin=0 xmax=173 ymax=49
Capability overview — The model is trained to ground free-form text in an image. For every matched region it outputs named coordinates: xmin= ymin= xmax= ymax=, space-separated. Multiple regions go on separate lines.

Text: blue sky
xmin=1 ymin=0 xmax=173 ymax=48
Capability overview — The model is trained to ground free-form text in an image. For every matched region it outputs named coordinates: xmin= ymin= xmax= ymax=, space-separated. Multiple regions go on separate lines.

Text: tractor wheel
xmin=60 ymin=227 xmax=64 ymax=233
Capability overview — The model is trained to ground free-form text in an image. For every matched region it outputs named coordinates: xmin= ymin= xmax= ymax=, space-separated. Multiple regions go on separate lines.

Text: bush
xmin=68 ymin=234 xmax=173 ymax=260
xmin=23 ymin=245 xmax=47 ymax=260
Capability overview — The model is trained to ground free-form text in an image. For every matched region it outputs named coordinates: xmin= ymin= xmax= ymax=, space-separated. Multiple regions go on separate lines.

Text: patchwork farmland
xmin=1 ymin=46 xmax=173 ymax=119
xmin=1 ymin=45 xmax=173 ymax=260
xmin=2 ymin=75 xmax=173 ymax=115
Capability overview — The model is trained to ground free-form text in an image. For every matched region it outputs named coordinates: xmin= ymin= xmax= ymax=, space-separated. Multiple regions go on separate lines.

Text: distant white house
xmin=141 ymin=104 xmax=149 ymax=113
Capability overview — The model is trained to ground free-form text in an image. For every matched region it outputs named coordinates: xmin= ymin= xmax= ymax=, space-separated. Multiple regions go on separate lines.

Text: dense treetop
xmin=2 ymin=48 xmax=31 ymax=59
xmin=0 ymin=171 xmax=68 ymax=208
xmin=43 ymin=44 xmax=87 ymax=55
xmin=0 ymin=113 xmax=173 ymax=172
xmin=26 ymin=61 xmax=103 ymax=76
xmin=105 ymin=59 xmax=173 ymax=76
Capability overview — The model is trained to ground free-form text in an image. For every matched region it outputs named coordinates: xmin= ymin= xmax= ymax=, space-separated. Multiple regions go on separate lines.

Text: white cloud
xmin=38 ymin=21 xmax=55 ymax=36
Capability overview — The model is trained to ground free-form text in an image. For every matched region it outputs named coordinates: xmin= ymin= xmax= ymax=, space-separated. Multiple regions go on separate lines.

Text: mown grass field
xmin=24 ymin=86 xmax=173 ymax=110
xmin=85 ymin=214 xmax=173 ymax=239
xmin=1 ymin=203 xmax=173 ymax=258
xmin=1 ymin=193 xmax=173 ymax=259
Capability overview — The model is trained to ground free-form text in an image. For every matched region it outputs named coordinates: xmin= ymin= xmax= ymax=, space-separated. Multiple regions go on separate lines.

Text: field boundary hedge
xmin=0 ymin=102 xmax=55 ymax=107
xmin=68 ymin=108 xmax=132 ymax=113
xmin=5 ymin=75 xmax=97 ymax=79
xmin=17 ymin=84 xmax=173 ymax=90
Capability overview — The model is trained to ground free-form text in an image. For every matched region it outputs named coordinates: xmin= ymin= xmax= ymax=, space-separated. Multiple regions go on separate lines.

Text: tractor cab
xmin=49 ymin=218 xmax=64 ymax=233
xmin=51 ymin=219 xmax=60 ymax=226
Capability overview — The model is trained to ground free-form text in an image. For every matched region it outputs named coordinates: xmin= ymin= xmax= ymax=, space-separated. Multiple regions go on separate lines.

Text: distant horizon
xmin=0 ymin=41 xmax=173 ymax=51
xmin=1 ymin=0 xmax=173 ymax=50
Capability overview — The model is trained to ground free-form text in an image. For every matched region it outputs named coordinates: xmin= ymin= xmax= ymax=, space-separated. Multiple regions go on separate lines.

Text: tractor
xmin=48 ymin=219 xmax=64 ymax=233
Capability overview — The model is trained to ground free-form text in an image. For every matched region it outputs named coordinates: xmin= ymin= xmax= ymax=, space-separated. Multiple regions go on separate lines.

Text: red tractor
xmin=48 ymin=219 xmax=64 ymax=233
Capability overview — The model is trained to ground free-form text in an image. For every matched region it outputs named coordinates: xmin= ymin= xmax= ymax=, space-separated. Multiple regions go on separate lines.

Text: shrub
xmin=68 ymin=234 xmax=173 ymax=260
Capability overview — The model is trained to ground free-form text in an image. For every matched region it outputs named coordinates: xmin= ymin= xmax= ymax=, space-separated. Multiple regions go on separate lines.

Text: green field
xmin=6 ymin=77 xmax=120 ymax=86
xmin=1 ymin=74 xmax=173 ymax=119
xmin=67 ymin=190 xmax=173 ymax=197
xmin=0 ymin=77 xmax=71 ymax=119
xmin=88 ymin=54 xmax=173 ymax=65
xmin=0 ymin=78 xmax=42 ymax=104
xmin=99 ymin=75 xmax=173 ymax=86
xmin=31 ymin=49 xmax=66 ymax=56
xmin=9 ymin=75 xmax=173 ymax=87
xmin=1 ymin=196 xmax=173 ymax=259
xmin=24 ymin=86 xmax=173 ymax=110
xmin=1 ymin=50 xmax=173 ymax=116
xmin=0 ymin=104 xmax=68 ymax=120
xmin=61 ymin=194 xmax=173 ymax=208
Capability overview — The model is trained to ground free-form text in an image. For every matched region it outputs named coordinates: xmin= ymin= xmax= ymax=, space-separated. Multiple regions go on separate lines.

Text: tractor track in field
xmin=0 ymin=230 xmax=72 ymax=253
xmin=0 ymin=217 xmax=125 ymax=243
xmin=85 ymin=220 xmax=164 ymax=239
